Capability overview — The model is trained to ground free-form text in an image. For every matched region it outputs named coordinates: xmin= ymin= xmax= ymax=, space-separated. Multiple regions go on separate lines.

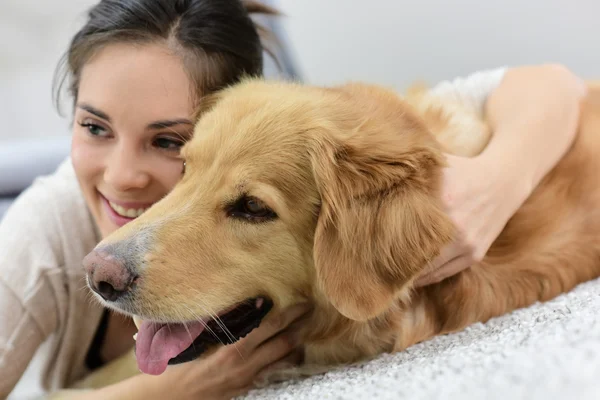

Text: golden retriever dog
xmin=76 ymin=78 xmax=600 ymax=389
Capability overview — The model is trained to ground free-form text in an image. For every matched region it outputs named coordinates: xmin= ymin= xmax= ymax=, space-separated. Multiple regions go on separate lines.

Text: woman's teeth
xmin=109 ymin=201 xmax=149 ymax=218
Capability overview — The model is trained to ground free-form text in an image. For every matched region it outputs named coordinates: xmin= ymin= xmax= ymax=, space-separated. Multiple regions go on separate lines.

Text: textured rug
xmin=243 ymin=278 xmax=600 ymax=400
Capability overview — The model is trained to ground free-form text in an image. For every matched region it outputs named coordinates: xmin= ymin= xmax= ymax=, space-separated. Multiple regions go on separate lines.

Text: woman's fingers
xmin=415 ymin=235 xmax=472 ymax=286
xmin=209 ymin=304 xmax=309 ymax=395
xmin=414 ymin=254 xmax=473 ymax=287
xmin=247 ymin=330 xmax=302 ymax=374
xmin=253 ymin=346 xmax=305 ymax=384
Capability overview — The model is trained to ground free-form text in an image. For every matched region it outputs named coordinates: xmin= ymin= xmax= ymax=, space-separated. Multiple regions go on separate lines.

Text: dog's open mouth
xmin=133 ymin=297 xmax=273 ymax=375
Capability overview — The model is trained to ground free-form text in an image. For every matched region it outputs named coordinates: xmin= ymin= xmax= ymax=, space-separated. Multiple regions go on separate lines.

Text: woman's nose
xmin=103 ymin=147 xmax=151 ymax=191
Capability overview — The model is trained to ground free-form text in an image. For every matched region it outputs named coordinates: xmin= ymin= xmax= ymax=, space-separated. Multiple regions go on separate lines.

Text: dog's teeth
xmin=256 ymin=298 xmax=264 ymax=308
xmin=133 ymin=332 xmax=138 ymax=341
xmin=133 ymin=315 xmax=143 ymax=329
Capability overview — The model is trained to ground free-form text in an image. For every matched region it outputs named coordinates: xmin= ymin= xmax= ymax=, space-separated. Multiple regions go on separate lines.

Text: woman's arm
xmin=415 ymin=64 xmax=587 ymax=286
xmin=482 ymin=64 xmax=586 ymax=193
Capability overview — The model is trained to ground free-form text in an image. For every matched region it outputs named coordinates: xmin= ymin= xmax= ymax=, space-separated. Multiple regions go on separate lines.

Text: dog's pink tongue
xmin=135 ymin=320 xmax=205 ymax=375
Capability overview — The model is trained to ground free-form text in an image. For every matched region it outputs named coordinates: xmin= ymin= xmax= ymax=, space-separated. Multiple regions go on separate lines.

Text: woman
xmin=0 ymin=0 xmax=586 ymax=398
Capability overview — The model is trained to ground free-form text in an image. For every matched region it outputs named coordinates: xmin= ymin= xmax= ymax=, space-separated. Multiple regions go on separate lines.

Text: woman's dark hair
xmin=53 ymin=0 xmax=277 ymax=113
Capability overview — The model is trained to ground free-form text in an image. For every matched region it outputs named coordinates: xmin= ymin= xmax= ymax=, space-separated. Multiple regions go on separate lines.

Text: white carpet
xmin=243 ymin=278 xmax=600 ymax=400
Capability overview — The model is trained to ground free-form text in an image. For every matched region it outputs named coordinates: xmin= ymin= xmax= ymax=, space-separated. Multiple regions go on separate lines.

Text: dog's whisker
xmin=209 ymin=311 xmax=238 ymax=345
xmin=179 ymin=304 xmax=210 ymax=339
xmin=184 ymin=291 xmax=238 ymax=346
xmin=209 ymin=311 xmax=239 ymax=347
xmin=184 ymin=299 xmax=246 ymax=361
xmin=180 ymin=302 xmax=224 ymax=348
xmin=176 ymin=309 xmax=194 ymax=343
xmin=192 ymin=301 xmax=233 ymax=347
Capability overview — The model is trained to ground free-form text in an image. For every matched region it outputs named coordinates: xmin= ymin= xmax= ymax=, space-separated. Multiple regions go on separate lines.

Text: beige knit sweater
xmin=0 ymin=67 xmax=506 ymax=400
xmin=0 ymin=159 xmax=103 ymax=400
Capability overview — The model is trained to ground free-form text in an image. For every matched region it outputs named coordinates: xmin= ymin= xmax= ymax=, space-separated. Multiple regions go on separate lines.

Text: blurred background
xmin=2 ymin=0 xmax=599 ymax=142
xmin=0 ymin=0 xmax=599 ymax=215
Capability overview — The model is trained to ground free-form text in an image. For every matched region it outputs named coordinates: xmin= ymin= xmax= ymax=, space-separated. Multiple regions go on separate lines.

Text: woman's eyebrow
xmin=77 ymin=103 xmax=111 ymax=122
xmin=76 ymin=103 xmax=193 ymax=129
xmin=147 ymin=119 xmax=194 ymax=130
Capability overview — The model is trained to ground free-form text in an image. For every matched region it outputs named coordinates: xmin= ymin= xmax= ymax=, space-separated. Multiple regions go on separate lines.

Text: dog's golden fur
xmin=67 ymin=79 xmax=600 ymax=392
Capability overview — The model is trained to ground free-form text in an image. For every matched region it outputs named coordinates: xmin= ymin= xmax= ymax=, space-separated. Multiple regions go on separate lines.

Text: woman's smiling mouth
xmin=108 ymin=201 xmax=148 ymax=218
xmin=99 ymin=192 xmax=153 ymax=227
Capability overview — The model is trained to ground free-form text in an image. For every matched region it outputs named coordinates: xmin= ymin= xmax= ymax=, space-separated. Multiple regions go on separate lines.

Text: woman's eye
xmin=154 ymin=137 xmax=184 ymax=151
xmin=79 ymin=122 xmax=107 ymax=137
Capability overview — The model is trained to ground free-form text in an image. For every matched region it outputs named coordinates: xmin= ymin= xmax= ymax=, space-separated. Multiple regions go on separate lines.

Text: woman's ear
xmin=310 ymin=120 xmax=455 ymax=322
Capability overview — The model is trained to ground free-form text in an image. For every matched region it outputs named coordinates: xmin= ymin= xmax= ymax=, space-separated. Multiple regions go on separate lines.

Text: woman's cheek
xmin=164 ymin=162 xmax=185 ymax=191
xmin=71 ymin=134 xmax=91 ymax=176
xmin=71 ymin=132 xmax=106 ymax=186
xmin=149 ymin=154 xmax=187 ymax=192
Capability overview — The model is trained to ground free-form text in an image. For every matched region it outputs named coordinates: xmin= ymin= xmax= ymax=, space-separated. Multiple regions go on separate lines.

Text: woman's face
xmin=71 ymin=42 xmax=195 ymax=238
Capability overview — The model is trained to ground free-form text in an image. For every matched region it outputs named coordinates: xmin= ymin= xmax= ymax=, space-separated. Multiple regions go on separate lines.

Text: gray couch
xmin=0 ymin=136 xmax=71 ymax=220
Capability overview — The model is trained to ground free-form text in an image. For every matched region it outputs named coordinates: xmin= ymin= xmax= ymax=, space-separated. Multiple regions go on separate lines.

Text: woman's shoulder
xmin=0 ymin=157 xmax=99 ymax=290
xmin=1 ymin=156 xmax=94 ymax=235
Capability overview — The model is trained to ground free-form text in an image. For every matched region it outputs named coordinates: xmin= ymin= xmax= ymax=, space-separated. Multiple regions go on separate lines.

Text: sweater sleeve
xmin=0 ymin=160 xmax=79 ymax=398
xmin=0 ymin=280 xmax=48 ymax=398
xmin=428 ymin=67 xmax=508 ymax=118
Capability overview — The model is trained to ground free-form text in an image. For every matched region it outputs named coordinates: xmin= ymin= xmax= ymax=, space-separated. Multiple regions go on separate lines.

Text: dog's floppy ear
xmin=311 ymin=116 xmax=455 ymax=321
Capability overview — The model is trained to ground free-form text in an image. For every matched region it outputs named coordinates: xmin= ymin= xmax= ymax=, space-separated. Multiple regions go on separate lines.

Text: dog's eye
xmin=227 ymin=195 xmax=277 ymax=222
xmin=245 ymin=198 xmax=266 ymax=214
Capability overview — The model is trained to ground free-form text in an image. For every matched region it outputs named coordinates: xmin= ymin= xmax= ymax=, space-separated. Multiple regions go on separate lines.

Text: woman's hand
xmin=415 ymin=64 xmax=587 ymax=287
xmin=175 ymin=302 xmax=310 ymax=399
xmin=166 ymin=302 xmax=311 ymax=400
xmin=414 ymin=153 xmax=528 ymax=286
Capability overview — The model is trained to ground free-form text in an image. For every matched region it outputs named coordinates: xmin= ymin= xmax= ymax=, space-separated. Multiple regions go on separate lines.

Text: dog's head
xmin=82 ymin=78 xmax=454 ymax=373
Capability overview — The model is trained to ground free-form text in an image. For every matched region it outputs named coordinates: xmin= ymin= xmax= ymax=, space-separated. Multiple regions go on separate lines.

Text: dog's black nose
xmin=83 ymin=249 xmax=137 ymax=302
xmin=93 ymin=280 xmax=124 ymax=302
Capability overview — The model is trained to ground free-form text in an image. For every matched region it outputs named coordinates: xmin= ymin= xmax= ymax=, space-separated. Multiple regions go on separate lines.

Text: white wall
xmin=1 ymin=0 xmax=598 ymax=142
xmin=0 ymin=0 xmax=98 ymax=142
xmin=277 ymin=0 xmax=599 ymax=89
